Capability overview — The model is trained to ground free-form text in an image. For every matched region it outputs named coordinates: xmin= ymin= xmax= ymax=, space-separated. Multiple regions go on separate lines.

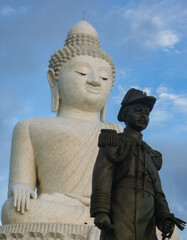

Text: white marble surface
xmin=2 ymin=117 xmax=122 ymax=224
xmin=1 ymin=21 xmax=123 ymax=225
xmin=67 ymin=20 xmax=98 ymax=38
xmin=0 ymin=222 xmax=179 ymax=240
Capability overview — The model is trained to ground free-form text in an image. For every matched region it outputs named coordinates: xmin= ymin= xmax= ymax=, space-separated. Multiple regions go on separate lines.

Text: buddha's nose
xmin=86 ymin=70 xmax=101 ymax=86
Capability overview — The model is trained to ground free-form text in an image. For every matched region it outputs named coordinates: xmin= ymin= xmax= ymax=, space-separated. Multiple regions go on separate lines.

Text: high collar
xmin=123 ymin=127 xmax=143 ymax=141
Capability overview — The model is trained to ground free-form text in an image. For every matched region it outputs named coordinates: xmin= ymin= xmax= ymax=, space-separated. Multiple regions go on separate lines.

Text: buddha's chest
xmin=30 ymin=121 xmax=101 ymax=167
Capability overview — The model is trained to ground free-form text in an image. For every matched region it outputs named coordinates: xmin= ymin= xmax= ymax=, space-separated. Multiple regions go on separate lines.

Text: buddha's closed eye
xmin=75 ymin=71 xmax=87 ymax=76
xmin=101 ymin=77 xmax=108 ymax=81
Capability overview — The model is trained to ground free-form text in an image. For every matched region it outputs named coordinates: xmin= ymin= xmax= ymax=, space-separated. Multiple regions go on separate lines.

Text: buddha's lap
xmin=1 ymin=195 xmax=92 ymax=224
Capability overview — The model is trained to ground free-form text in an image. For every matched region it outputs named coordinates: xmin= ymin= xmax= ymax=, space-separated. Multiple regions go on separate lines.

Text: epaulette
xmin=152 ymin=150 xmax=163 ymax=171
xmin=98 ymin=129 xmax=119 ymax=147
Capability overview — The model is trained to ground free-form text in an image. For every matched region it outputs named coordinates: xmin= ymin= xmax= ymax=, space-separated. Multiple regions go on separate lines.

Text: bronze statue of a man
xmin=90 ymin=88 xmax=185 ymax=240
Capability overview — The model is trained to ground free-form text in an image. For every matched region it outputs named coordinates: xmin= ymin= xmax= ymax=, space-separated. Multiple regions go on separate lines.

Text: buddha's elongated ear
xmin=47 ymin=69 xmax=56 ymax=87
xmin=47 ymin=69 xmax=59 ymax=112
xmin=100 ymin=105 xmax=106 ymax=122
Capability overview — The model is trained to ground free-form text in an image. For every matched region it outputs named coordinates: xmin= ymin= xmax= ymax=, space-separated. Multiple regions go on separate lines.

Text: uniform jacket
xmin=91 ymin=127 xmax=170 ymax=240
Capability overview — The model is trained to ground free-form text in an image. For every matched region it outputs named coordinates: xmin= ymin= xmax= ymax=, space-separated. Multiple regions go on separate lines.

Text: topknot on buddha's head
xmin=48 ymin=21 xmax=115 ymax=82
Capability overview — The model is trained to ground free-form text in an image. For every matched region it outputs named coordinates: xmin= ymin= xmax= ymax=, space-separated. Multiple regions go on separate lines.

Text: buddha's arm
xmin=8 ymin=120 xmax=37 ymax=214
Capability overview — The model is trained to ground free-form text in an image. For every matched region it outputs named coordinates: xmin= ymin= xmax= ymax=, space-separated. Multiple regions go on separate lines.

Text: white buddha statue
xmin=1 ymin=21 xmax=123 ymax=225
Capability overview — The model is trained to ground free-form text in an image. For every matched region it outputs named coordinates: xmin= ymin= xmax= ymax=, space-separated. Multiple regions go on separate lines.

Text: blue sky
xmin=0 ymin=0 xmax=187 ymax=238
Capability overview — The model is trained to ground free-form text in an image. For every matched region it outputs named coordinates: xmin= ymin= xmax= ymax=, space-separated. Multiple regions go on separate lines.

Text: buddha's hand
xmin=11 ymin=183 xmax=35 ymax=214
xmin=94 ymin=213 xmax=113 ymax=230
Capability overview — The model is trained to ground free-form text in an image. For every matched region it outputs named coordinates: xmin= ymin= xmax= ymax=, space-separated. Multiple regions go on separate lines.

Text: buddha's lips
xmin=86 ymin=86 xmax=101 ymax=94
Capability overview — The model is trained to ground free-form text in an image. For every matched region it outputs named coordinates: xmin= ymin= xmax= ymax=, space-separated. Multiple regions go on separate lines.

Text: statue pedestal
xmin=0 ymin=223 xmax=100 ymax=240
xmin=0 ymin=223 xmax=179 ymax=240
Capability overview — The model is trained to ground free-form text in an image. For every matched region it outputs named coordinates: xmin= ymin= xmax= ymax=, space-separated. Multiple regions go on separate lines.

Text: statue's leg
xmin=1 ymin=195 xmax=93 ymax=225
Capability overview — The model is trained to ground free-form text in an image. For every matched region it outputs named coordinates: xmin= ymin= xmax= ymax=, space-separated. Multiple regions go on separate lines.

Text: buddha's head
xmin=47 ymin=21 xmax=115 ymax=122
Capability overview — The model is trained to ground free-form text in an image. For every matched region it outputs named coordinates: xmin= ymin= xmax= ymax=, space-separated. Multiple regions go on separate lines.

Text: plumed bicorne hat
xmin=118 ymin=88 xmax=157 ymax=122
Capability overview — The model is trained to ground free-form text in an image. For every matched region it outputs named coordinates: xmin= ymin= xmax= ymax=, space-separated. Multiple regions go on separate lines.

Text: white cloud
xmin=113 ymin=84 xmax=152 ymax=104
xmin=154 ymin=87 xmax=187 ymax=124
xmin=151 ymin=109 xmax=173 ymax=122
xmin=157 ymin=30 xmax=179 ymax=48
xmin=158 ymin=90 xmax=187 ymax=112
xmin=153 ymin=88 xmax=187 ymax=127
xmin=116 ymin=69 xmax=129 ymax=79
xmin=156 ymin=86 xmax=170 ymax=94
xmin=130 ymin=86 xmax=152 ymax=96
xmin=0 ymin=5 xmax=28 ymax=16
xmin=113 ymin=83 xmax=187 ymax=126
xmin=159 ymin=93 xmax=177 ymax=100
xmin=0 ymin=6 xmax=15 ymax=16
xmin=107 ymin=0 xmax=187 ymax=52
xmin=145 ymin=30 xmax=179 ymax=49
xmin=175 ymin=97 xmax=187 ymax=108
xmin=142 ymin=87 xmax=151 ymax=95
xmin=113 ymin=84 xmax=127 ymax=104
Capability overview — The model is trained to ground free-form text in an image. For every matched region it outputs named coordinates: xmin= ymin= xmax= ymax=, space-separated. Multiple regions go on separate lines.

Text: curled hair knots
xmin=48 ymin=33 xmax=115 ymax=82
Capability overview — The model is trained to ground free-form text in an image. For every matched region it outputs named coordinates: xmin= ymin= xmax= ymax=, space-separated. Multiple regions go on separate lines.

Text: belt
xmin=117 ymin=177 xmax=155 ymax=196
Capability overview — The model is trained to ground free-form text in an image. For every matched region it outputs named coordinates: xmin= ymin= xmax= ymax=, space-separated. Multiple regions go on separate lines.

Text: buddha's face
xmin=58 ymin=55 xmax=113 ymax=112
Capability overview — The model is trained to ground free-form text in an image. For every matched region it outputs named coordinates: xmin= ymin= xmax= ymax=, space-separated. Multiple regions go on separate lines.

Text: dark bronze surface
xmin=91 ymin=88 xmax=185 ymax=240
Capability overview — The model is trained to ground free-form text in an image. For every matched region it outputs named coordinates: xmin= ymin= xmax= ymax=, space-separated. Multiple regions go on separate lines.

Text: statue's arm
xmin=154 ymin=171 xmax=171 ymax=230
xmin=91 ymin=147 xmax=114 ymax=229
xmin=153 ymin=153 xmax=186 ymax=236
xmin=8 ymin=120 xmax=37 ymax=214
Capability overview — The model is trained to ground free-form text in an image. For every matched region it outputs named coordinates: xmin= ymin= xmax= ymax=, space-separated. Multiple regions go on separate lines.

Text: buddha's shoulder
xmin=101 ymin=122 xmax=123 ymax=133
xmin=13 ymin=117 xmax=60 ymax=131
xmin=13 ymin=118 xmax=123 ymax=134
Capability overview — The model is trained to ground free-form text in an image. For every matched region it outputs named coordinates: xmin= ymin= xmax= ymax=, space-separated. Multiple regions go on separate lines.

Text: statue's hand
xmin=162 ymin=218 xmax=175 ymax=234
xmin=94 ymin=213 xmax=111 ymax=230
xmin=11 ymin=183 xmax=35 ymax=214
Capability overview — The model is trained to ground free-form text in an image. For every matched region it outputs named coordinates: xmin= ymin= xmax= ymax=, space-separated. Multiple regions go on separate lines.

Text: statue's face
xmin=58 ymin=55 xmax=113 ymax=112
xmin=125 ymin=104 xmax=150 ymax=132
